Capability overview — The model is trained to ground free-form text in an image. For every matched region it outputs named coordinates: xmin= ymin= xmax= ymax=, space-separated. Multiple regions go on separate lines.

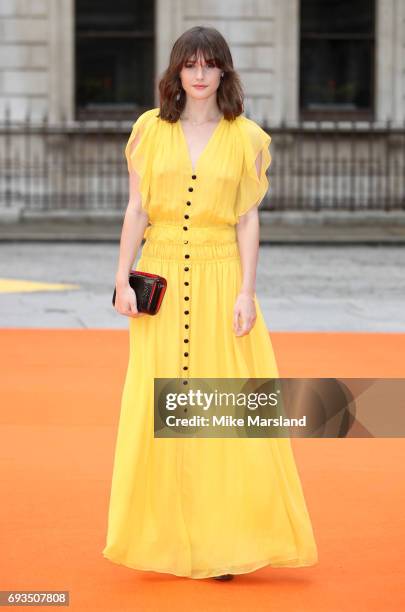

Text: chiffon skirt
xmin=102 ymin=223 xmax=318 ymax=579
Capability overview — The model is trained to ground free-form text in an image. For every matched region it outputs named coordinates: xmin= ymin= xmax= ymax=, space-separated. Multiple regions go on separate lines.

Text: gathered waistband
xmin=144 ymin=223 xmax=237 ymax=244
xmin=141 ymin=223 xmax=240 ymax=262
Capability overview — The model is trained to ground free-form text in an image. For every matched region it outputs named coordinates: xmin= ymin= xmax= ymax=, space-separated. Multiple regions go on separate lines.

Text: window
xmin=299 ymin=0 xmax=375 ymax=120
xmin=75 ymin=0 xmax=155 ymax=119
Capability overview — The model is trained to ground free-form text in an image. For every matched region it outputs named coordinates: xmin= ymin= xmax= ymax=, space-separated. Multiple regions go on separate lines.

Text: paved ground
xmin=1 ymin=241 xmax=404 ymax=332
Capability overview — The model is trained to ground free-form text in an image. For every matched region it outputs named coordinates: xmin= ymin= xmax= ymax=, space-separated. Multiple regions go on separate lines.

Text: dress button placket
xmin=182 ymin=174 xmax=197 ymax=388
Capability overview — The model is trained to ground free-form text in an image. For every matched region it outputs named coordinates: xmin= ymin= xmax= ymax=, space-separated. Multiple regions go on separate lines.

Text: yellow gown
xmin=102 ymin=108 xmax=318 ymax=579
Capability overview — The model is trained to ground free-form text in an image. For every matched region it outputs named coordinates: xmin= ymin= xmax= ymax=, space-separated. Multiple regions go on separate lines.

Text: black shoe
xmin=213 ymin=574 xmax=234 ymax=581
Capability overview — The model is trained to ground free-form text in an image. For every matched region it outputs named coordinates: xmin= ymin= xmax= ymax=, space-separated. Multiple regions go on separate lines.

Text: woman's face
xmin=179 ymin=50 xmax=222 ymax=101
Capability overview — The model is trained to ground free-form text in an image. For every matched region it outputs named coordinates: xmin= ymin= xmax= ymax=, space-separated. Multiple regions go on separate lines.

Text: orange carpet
xmin=0 ymin=329 xmax=404 ymax=611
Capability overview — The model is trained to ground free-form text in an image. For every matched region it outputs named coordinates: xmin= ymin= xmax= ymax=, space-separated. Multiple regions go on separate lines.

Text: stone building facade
xmin=0 ymin=1 xmax=404 ymax=213
xmin=1 ymin=0 xmax=403 ymax=124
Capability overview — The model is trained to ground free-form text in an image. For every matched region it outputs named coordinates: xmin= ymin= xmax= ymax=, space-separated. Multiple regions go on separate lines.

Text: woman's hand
xmin=233 ymin=291 xmax=257 ymax=336
xmin=114 ymin=284 xmax=146 ymax=318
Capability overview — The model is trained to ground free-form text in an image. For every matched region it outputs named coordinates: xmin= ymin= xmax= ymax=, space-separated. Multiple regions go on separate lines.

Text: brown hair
xmin=158 ymin=26 xmax=244 ymax=123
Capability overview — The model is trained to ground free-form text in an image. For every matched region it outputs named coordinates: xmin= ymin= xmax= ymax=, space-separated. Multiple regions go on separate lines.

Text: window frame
xmin=299 ymin=0 xmax=376 ymax=121
xmin=74 ymin=1 xmax=155 ymax=120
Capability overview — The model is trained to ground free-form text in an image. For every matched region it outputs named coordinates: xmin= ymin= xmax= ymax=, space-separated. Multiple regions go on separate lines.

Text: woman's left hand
xmin=233 ymin=291 xmax=257 ymax=336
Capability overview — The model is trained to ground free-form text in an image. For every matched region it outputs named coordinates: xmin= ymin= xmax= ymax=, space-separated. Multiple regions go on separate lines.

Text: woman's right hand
xmin=114 ymin=284 xmax=146 ymax=317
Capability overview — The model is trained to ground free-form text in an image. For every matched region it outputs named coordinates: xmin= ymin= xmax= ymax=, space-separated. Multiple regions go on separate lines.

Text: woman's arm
xmin=114 ymin=132 xmax=150 ymax=317
xmin=233 ymin=152 xmax=262 ymax=336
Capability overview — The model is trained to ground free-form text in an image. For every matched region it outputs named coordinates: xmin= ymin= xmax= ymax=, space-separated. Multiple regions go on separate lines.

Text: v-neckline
xmin=178 ymin=115 xmax=225 ymax=173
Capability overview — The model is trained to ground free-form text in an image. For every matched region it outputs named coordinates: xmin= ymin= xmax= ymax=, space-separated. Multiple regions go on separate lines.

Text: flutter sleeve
xmin=234 ymin=117 xmax=272 ymax=221
xmin=124 ymin=108 xmax=159 ymax=212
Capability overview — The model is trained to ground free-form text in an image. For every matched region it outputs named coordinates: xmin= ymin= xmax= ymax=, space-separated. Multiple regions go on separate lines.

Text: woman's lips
xmin=193 ymin=85 xmax=207 ymax=89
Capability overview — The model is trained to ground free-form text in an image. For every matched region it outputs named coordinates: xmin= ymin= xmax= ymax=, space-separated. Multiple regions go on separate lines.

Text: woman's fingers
xmin=127 ymin=295 xmax=146 ymax=317
xmin=234 ymin=309 xmax=249 ymax=336
xmin=114 ymin=286 xmax=145 ymax=317
xmin=233 ymin=307 xmax=256 ymax=336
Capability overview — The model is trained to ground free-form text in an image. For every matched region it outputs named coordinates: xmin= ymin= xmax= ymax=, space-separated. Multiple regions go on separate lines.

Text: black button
xmin=184 ymin=310 xmax=189 ymax=314
xmin=184 ymin=339 xmax=189 ymax=343
xmin=184 ymin=281 xmax=189 ymax=286
xmin=185 ymin=254 xmax=190 ymax=259
xmin=183 ymin=226 xmax=188 ymax=231
xmin=186 ymin=202 xmax=191 ymax=206
xmin=183 ymin=366 xmax=188 ymax=370
xmin=184 ymin=296 xmax=189 ymax=301
xmin=184 ymin=214 xmax=189 ymax=219
xmin=183 ymin=381 xmax=188 ymax=385
xmin=184 ymin=266 xmax=189 ymax=271
xmin=185 ymin=324 xmax=189 ymax=329
xmin=184 ymin=240 xmax=188 ymax=244
xmin=184 ymin=352 xmax=189 ymax=356
xmin=192 ymin=174 xmax=197 ymax=179
xmin=188 ymin=187 xmax=193 ymax=192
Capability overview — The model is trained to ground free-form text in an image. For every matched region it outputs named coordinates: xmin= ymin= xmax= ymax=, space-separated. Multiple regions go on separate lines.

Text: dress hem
xmin=102 ymin=551 xmax=318 ymax=579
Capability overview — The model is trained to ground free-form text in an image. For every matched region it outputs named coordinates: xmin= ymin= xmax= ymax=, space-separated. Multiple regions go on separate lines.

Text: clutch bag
xmin=112 ymin=270 xmax=167 ymax=315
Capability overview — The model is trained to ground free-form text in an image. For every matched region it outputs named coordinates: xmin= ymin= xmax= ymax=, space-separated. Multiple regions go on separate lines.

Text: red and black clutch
xmin=112 ymin=270 xmax=167 ymax=315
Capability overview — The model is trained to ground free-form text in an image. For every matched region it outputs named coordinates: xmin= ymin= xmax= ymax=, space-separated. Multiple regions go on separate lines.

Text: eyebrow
xmin=186 ymin=57 xmax=215 ymax=63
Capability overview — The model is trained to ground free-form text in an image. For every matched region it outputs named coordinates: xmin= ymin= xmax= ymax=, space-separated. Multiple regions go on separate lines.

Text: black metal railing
xmin=1 ymin=110 xmax=404 ymax=213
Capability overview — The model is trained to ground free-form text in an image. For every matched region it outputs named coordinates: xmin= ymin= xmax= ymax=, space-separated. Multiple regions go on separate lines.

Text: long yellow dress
xmin=102 ymin=107 xmax=318 ymax=579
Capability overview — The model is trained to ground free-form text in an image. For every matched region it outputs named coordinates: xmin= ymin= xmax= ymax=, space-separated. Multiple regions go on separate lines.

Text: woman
xmin=102 ymin=25 xmax=318 ymax=581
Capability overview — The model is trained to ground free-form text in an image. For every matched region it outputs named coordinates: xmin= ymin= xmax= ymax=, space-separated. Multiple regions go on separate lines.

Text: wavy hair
xmin=158 ymin=26 xmax=244 ymax=122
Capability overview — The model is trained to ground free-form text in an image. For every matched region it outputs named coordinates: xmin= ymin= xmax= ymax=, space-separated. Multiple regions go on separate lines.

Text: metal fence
xmin=1 ymin=110 xmax=405 ymax=213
